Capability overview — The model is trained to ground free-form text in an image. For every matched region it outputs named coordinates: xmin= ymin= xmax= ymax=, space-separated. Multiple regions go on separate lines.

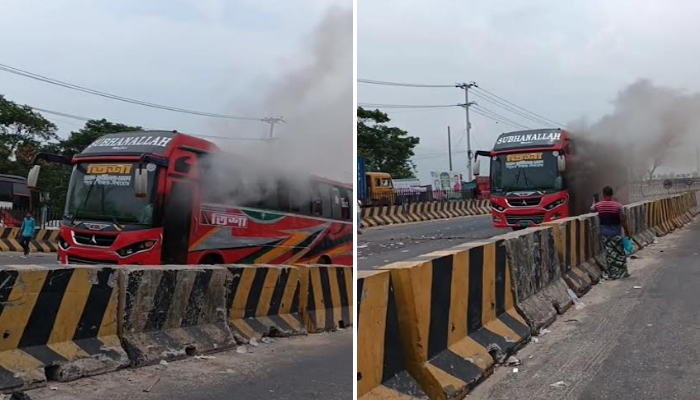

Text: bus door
xmin=161 ymin=148 xmax=200 ymax=264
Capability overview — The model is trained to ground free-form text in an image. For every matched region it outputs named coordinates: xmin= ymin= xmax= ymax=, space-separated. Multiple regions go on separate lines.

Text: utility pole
xmin=261 ymin=116 xmax=285 ymax=140
xmin=457 ymin=82 xmax=478 ymax=181
xmin=448 ymin=126 xmax=453 ymax=171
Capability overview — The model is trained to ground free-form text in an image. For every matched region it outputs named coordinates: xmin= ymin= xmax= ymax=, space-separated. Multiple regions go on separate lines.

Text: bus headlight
xmin=545 ymin=199 xmax=566 ymax=211
xmin=117 ymin=240 xmax=157 ymax=257
xmin=492 ymin=202 xmax=505 ymax=212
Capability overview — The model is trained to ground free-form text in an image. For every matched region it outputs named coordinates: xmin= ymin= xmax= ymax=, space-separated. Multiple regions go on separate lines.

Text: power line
xmin=473 ymin=86 xmax=566 ymax=127
xmin=471 ymin=89 xmax=554 ymax=127
xmin=358 ymin=102 xmax=462 ymax=109
xmin=471 ymin=105 xmax=531 ymax=130
xmin=358 ymin=78 xmax=456 ymax=88
xmin=0 ymin=62 xmax=266 ymax=122
xmin=29 ymin=105 xmax=266 ymax=141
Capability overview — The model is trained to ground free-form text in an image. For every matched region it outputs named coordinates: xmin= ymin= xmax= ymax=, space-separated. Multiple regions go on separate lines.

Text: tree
xmin=357 ymin=107 xmax=419 ymax=178
xmin=0 ymin=95 xmax=58 ymax=176
xmin=61 ymin=119 xmax=142 ymax=158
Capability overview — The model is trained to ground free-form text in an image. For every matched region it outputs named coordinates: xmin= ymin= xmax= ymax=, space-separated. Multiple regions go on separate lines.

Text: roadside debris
xmin=539 ymin=328 xmax=552 ymax=336
xmin=261 ymin=337 xmax=274 ymax=344
xmin=49 ymin=387 xmax=58 ymax=391
xmin=565 ymin=319 xmax=578 ymax=323
xmin=143 ymin=377 xmax=160 ymax=393
xmin=236 ymin=346 xmax=248 ymax=354
xmin=505 ymin=356 xmax=521 ymax=367
xmin=249 ymin=338 xmax=260 ymax=347
xmin=357 ymin=244 xmax=368 ymax=249
xmin=159 ymin=360 xmax=169 ymax=367
xmin=550 ymin=381 xmax=569 ymax=388
xmin=633 ymin=286 xmax=642 ymax=289
xmin=512 ymin=368 xmax=519 ymax=373
xmin=567 ymin=289 xmax=586 ymax=310
xmin=531 ymin=337 xmax=540 ymax=344
xmin=194 ymin=355 xmax=217 ymax=360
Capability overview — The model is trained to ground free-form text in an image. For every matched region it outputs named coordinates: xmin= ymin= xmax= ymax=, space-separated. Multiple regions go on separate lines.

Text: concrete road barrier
xmin=0 ymin=229 xmax=58 ymax=253
xmin=380 ymin=241 xmax=530 ymax=400
xmin=494 ymin=226 xmax=572 ymax=333
xmin=361 ymin=200 xmax=490 ymax=228
xmin=0 ymin=265 xmax=128 ymax=392
xmin=357 ymin=270 xmax=427 ymax=400
xmin=298 ymin=265 xmax=353 ymax=333
xmin=226 ymin=265 xmax=306 ymax=343
xmin=118 ymin=266 xmax=235 ymax=367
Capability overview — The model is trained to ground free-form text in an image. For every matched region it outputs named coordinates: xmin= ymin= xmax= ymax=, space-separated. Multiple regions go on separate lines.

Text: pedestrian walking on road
xmin=19 ymin=212 xmax=35 ymax=258
xmin=591 ymin=186 xmax=630 ymax=279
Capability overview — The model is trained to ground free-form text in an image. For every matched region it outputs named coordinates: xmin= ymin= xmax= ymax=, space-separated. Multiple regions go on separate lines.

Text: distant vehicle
xmin=0 ymin=174 xmax=33 ymax=227
xmin=29 ymin=130 xmax=352 ymax=266
xmin=365 ymin=171 xmax=395 ymax=206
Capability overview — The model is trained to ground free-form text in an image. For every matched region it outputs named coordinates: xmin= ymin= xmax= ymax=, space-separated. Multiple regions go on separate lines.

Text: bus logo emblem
xmin=210 ymin=212 xmax=248 ymax=228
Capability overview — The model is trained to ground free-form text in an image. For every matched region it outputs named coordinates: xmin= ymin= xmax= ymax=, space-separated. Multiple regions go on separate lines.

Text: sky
xmin=0 ymin=0 xmax=352 ymax=181
xmin=358 ymin=0 xmax=700 ymax=183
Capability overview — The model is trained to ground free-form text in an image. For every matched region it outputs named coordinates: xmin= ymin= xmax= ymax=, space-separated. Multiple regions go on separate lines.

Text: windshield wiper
xmin=70 ymin=182 xmax=97 ymax=226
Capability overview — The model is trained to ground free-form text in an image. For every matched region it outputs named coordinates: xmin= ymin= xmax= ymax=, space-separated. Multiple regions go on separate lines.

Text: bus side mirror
xmin=134 ymin=168 xmax=148 ymax=198
xmin=473 ymin=159 xmax=481 ymax=176
xmin=27 ymin=165 xmax=41 ymax=188
xmin=557 ymin=156 xmax=566 ymax=172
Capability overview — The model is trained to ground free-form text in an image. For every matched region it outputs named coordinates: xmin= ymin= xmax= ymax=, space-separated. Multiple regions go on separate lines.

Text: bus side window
xmin=0 ymin=182 xmax=12 ymax=203
xmin=375 ymin=178 xmax=380 ymax=187
xmin=330 ymin=187 xmax=341 ymax=219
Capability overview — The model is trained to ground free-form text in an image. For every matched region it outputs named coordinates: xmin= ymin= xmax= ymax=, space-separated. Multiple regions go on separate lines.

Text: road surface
xmin=470 ymin=217 xmax=700 ymax=400
xmin=0 ymin=252 xmax=56 ymax=265
xmin=358 ymin=215 xmax=506 ymax=270
xmin=27 ymin=330 xmax=352 ymax=400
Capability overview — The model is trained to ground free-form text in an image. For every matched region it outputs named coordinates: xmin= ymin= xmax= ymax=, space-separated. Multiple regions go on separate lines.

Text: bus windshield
xmin=491 ymin=151 xmax=560 ymax=193
xmin=64 ymin=162 xmax=158 ymax=225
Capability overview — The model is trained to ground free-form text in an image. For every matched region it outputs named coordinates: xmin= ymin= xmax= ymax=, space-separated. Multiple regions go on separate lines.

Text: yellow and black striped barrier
xmin=0 ymin=265 xmax=128 ymax=392
xmin=357 ymin=270 xmax=426 ymax=399
xmin=226 ymin=265 xmax=306 ymax=343
xmin=0 ymin=228 xmax=58 ymax=253
xmin=547 ymin=217 xmax=595 ymax=296
xmin=118 ymin=265 xmax=236 ymax=367
xmin=379 ymin=241 xmax=530 ymax=400
xmin=298 ymin=265 xmax=353 ymax=333
xmin=361 ymin=200 xmax=491 ymax=228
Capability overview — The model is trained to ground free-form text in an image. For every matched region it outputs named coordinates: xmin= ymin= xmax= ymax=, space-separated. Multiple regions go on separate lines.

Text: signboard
xmin=493 ymin=129 xmax=562 ymax=151
xmin=430 ymin=171 xmax=462 ymax=192
xmin=83 ymin=163 xmax=134 ymax=187
xmin=505 ymin=152 xmax=544 ymax=169
xmin=78 ymin=131 xmax=177 ymax=157
xmin=393 ymin=178 xmax=421 ymax=190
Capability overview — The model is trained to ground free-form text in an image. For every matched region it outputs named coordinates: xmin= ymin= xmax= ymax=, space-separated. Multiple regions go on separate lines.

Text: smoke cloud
xmin=204 ymin=7 xmax=352 ymax=207
xmin=567 ymin=79 xmax=700 ymax=211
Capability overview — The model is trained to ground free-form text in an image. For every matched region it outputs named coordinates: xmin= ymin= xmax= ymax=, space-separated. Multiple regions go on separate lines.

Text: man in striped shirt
xmin=591 ymin=186 xmax=631 ymax=279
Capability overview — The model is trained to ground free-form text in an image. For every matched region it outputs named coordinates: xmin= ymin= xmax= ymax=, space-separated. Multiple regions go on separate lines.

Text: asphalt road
xmin=0 ymin=252 xmax=57 ymax=265
xmin=470 ymin=217 xmax=700 ymax=400
xmin=357 ymin=215 xmax=506 ymax=270
xmin=28 ymin=330 xmax=352 ymax=400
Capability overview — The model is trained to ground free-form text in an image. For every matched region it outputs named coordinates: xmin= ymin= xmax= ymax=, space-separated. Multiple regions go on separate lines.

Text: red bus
xmin=474 ymin=128 xmax=630 ymax=230
xmin=474 ymin=129 xmax=571 ymax=229
xmin=0 ymin=174 xmax=33 ymax=227
xmin=29 ymin=130 xmax=352 ymax=265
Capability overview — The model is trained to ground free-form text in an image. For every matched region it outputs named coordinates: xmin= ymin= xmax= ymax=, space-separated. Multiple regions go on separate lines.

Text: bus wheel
xmin=200 ymin=253 xmax=223 ymax=265
xmin=318 ymin=255 xmax=332 ymax=265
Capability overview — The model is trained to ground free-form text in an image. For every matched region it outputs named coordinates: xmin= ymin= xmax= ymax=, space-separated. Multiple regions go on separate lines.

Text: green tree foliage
xmin=0 ymin=94 xmax=143 ymax=209
xmin=62 ymin=119 xmax=142 ymax=158
xmin=357 ymin=107 xmax=419 ymax=178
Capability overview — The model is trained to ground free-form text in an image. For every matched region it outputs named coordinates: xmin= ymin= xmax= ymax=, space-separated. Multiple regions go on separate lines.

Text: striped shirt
xmin=592 ymin=200 xmax=624 ymax=237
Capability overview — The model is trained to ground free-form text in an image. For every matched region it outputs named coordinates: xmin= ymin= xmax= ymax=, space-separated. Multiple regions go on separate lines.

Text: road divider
xmin=119 ymin=266 xmax=235 ymax=367
xmin=357 ymin=270 xmax=426 ymax=399
xmin=379 ymin=241 xmax=530 ymax=400
xmin=0 ymin=228 xmax=58 ymax=253
xmin=298 ymin=265 xmax=353 ymax=333
xmin=226 ymin=265 xmax=306 ymax=343
xmin=0 ymin=265 xmax=128 ymax=392
xmin=361 ymin=200 xmax=490 ymax=228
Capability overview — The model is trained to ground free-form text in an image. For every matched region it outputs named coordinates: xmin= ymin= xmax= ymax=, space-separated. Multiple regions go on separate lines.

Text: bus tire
xmin=317 ymin=255 xmax=332 ymax=265
xmin=200 ymin=253 xmax=224 ymax=265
